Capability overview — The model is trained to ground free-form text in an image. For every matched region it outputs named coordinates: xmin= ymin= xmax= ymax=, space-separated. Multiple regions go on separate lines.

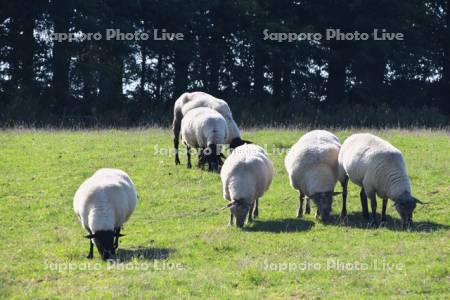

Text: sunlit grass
xmin=0 ymin=128 xmax=448 ymax=298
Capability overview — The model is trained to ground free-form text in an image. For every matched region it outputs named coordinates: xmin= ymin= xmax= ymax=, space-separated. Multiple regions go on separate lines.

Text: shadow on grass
xmin=325 ymin=212 xmax=450 ymax=232
xmin=117 ymin=246 xmax=175 ymax=262
xmin=244 ymin=218 xmax=315 ymax=233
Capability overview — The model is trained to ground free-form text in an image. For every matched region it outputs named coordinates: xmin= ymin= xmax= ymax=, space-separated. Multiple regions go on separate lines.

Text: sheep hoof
xmin=296 ymin=213 xmax=303 ymax=218
xmin=175 ymin=159 xmax=181 ymax=165
xmin=187 ymin=163 xmax=192 ymax=169
xmin=87 ymin=254 xmax=93 ymax=259
xmin=305 ymin=208 xmax=311 ymax=214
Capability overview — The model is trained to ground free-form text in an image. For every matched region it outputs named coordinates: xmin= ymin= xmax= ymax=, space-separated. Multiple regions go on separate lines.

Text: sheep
xmin=73 ymin=168 xmax=137 ymax=260
xmin=172 ymin=92 xmax=251 ymax=165
xmin=284 ymin=130 xmax=342 ymax=221
xmin=181 ymin=107 xmax=228 ymax=172
xmin=221 ymin=144 xmax=274 ymax=227
xmin=338 ymin=133 xmax=424 ymax=228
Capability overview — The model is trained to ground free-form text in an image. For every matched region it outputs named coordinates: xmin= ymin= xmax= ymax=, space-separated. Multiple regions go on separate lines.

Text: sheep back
xmin=284 ymin=130 xmax=341 ymax=196
xmin=73 ymin=168 xmax=137 ymax=233
xmin=221 ymin=144 xmax=273 ymax=204
xmin=338 ymin=133 xmax=411 ymax=199
xmin=181 ymin=107 xmax=228 ymax=148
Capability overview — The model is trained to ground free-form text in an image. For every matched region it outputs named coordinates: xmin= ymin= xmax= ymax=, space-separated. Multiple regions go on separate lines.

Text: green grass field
xmin=0 ymin=128 xmax=449 ymax=299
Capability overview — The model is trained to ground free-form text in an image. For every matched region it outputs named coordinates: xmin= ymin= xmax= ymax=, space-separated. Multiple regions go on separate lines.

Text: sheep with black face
xmin=172 ymin=91 xmax=250 ymax=165
xmin=221 ymin=144 xmax=274 ymax=227
xmin=181 ymin=107 xmax=228 ymax=172
xmin=338 ymin=133 xmax=424 ymax=228
xmin=73 ymin=168 xmax=137 ymax=260
xmin=284 ymin=130 xmax=342 ymax=221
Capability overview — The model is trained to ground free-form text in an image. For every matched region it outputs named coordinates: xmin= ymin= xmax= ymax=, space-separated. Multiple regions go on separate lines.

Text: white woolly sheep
xmin=338 ymin=133 xmax=424 ymax=228
xmin=181 ymin=107 xmax=228 ymax=172
xmin=284 ymin=130 xmax=342 ymax=221
xmin=172 ymin=91 xmax=250 ymax=165
xmin=221 ymin=144 xmax=274 ymax=227
xmin=73 ymin=168 xmax=137 ymax=260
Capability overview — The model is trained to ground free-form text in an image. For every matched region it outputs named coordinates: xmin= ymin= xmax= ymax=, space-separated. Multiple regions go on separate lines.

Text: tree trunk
xmin=272 ymin=64 xmax=282 ymax=104
xmin=253 ymin=42 xmax=264 ymax=101
xmin=282 ymin=66 xmax=291 ymax=102
xmin=140 ymin=42 xmax=147 ymax=101
xmin=208 ymin=54 xmax=220 ymax=95
xmin=81 ymin=50 xmax=94 ymax=116
xmin=98 ymin=47 xmax=123 ymax=114
xmin=156 ymin=53 xmax=163 ymax=101
xmin=326 ymin=50 xmax=346 ymax=104
xmin=442 ymin=0 xmax=450 ymax=113
xmin=174 ymin=45 xmax=189 ymax=98
xmin=52 ymin=0 xmax=70 ymax=116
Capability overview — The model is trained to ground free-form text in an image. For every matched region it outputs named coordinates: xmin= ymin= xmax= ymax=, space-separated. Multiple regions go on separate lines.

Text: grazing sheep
xmin=73 ymin=168 xmax=137 ymax=260
xmin=221 ymin=144 xmax=274 ymax=227
xmin=173 ymin=92 xmax=250 ymax=165
xmin=338 ymin=133 xmax=424 ymax=228
xmin=181 ymin=107 xmax=228 ymax=172
xmin=284 ymin=130 xmax=342 ymax=221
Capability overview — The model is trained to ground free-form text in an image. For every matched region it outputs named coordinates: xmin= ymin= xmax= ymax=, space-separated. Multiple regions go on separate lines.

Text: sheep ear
xmin=413 ymin=197 xmax=427 ymax=204
xmin=221 ymin=201 xmax=235 ymax=210
xmin=85 ymin=234 xmax=95 ymax=239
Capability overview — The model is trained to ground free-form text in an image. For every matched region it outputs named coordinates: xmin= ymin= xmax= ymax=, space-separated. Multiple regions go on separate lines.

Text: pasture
xmin=0 ymin=128 xmax=449 ymax=298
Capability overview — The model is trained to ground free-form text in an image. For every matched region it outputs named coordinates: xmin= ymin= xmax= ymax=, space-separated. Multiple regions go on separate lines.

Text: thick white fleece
xmin=221 ymin=144 xmax=274 ymax=205
xmin=73 ymin=168 xmax=137 ymax=233
xmin=284 ymin=130 xmax=341 ymax=196
xmin=338 ymin=133 xmax=411 ymax=199
xmin=174 ymin=92 xmax=241 ymax=141
xmin=181 ymin=107 xmax=228 ymax=149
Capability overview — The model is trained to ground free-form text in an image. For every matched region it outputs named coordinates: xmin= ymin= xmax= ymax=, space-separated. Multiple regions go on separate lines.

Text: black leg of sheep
xmin=360 ymin=188 xmax=370 ymax=220
xmin=186 ymin=146 xmax=192 ymax=169
xmin=381 ymin=198 xmax=388 ymax=223
xmin=370 ymin=195 xmax=378 ymax=226
xmin=253 ymin=198 xmax=259 ymax=218
xmin=297 ymin=191 xmax=305 ymax=218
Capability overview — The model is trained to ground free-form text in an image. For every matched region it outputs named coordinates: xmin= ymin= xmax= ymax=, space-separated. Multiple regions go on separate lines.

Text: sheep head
xmin=225 ymin=199 xmax=250 ymax=228
xmin=85 ymin=230 xmax=122 ymax=260
xmin=394 ymin=192 xmax=423 ymax=229
xmin=310 ymin=191 xmax=341 ymax=221
xmin=229 ymin=138 xmax=252 ymax=150
xmin=201 ymin=144 xmax=221 ymax=172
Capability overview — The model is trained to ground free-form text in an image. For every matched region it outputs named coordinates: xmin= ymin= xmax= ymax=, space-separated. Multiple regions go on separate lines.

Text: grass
xmin=0 ymin=128 xmax=449 ymax=299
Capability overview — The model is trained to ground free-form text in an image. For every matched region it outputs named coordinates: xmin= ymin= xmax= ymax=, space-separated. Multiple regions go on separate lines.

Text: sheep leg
xmin=173 ymin=111 xmax=182 ymax=165
xmin=229 ymin=213 xmax=234 ymax=226
xmin=360 ymin=188 xmax=370 ymax=220
xmin=305 ymin=197 xmax=311 ymax=214
xmin=370 ymin=195 xmax=379 ymax=226
xmin=186 ymin=146 xmax=192 ymax=169
xmin=340 ymin=176 xmax=349 ymax=218
xmin=87 ymin=239 xmax=94 ymax=259
xmin=248 ymin=202 xmax=254 ymax=223
xmin=253 ymin=198 xmax=259 ymax=218
xmin=114 ymin=227 xmax=121 ymax=250
xmin=197 ymin=148 xmax=204 ymax=168
xmin=381 ymin=198 xmax=388 ymax=222
xmin=297 ymin=191 xmax=304 ymax=218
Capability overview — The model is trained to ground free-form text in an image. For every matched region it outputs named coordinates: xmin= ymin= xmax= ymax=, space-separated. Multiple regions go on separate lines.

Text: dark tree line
xmin=0 ymin=0 xmax=449 ymax=127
